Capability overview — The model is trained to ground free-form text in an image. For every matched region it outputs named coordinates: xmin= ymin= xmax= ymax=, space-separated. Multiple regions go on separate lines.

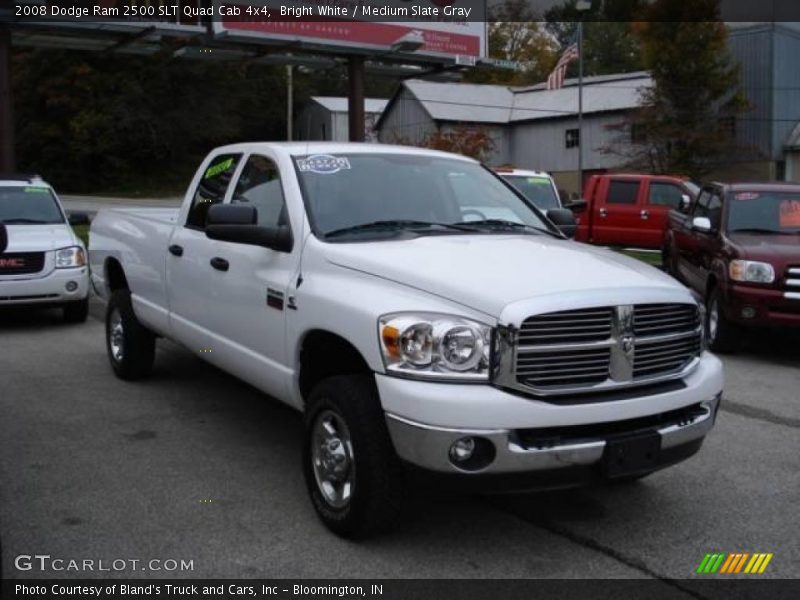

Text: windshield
xmin=501 ymin=175 xmax=561 ymax=210
xmin=295 ymin=153 xmax=550 ymax=239
xmin=727 ymin=191 xmax=800 ymax=234
xmin=0 ymin=186 xmax=64 ymax=225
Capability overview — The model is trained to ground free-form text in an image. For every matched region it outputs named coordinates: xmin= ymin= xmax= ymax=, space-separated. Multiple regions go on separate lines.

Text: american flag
xmin=546 ymin=40 xmax=580 ymax=90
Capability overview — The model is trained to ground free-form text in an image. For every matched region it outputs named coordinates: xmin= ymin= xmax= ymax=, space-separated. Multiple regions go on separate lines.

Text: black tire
xmin=706 ymin=287 xmax=739 ymax=353
xmin=105 ymin=289 xmax=156 ymax=380
xmin=661 ymin=242 xmax=677 ymax=278
xmin=63 ymin=297 xmax=89 ymax=323
xmin=302 ymin=374 xmax=404 ymax=539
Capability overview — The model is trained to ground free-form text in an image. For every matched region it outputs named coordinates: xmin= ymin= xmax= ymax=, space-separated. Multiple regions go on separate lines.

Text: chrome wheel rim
xmin=311 ymin=409 xmax=354 ymax=509
xmin=109 ymin=308 xmax=125 ymax=363
xmin=708 ymin=299 xmax=719 ymax=343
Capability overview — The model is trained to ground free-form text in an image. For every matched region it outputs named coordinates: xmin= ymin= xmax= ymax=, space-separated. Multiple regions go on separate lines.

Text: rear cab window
xmin=0 ymin=185 xmax=65 ymax=225
xmin=606 ymin=180 xmax=641 ymax=205
xmin=186 ymin=154 xmax=242 ymax=229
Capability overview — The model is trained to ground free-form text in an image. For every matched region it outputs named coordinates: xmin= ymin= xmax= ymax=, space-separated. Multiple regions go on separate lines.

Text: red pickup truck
xmin=571 ymin=174 xmax=698 ymax=249
xmin=663 ymin=182 xmax=800 ymax=352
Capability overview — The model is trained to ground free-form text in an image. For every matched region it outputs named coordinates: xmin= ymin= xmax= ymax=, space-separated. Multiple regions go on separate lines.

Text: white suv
xmin=0 ymin=175 xmax=90 ymax=322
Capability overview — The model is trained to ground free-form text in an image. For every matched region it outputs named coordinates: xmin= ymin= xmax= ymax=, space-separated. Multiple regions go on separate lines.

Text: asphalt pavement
xmin=1 ymin=300 xmax=798 ymax=585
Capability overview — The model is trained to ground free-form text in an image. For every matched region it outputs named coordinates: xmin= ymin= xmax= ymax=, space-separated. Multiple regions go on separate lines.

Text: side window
xmin=693 ymin=190 xmax=712 ymax=218
xmin=232 ymin=155 xmax=288 ymax=228
xmin=186 ymin=153 xmax=242 ymax=229
xmin=647 ymin=182 xmax=684 ymax=208
xmin=707 ymin=194 xmax=723 ymax=230
xmin=607 ymin=180 xmax=640 ymax=205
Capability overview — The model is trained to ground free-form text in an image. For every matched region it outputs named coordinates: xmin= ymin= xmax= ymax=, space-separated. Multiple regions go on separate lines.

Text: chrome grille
xmin=505 ymin=303 xmax=702 ymax=397
xmin=785 ymin=267 xmax=800 ymax=300
xmin=517 ymin=347 xmax=611 ymax=388
xmin=634 ymin=303 xmax=700 ymax=336
xmin=633 ymin=336 xmax=702 ymax=378
xmin=519 ymin=307 xmax=613 ymax=345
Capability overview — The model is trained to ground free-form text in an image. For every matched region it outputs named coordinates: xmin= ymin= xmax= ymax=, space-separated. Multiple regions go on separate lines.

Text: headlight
xmin=729 ymin=260 xmax=774 ymax=283
xmin=55 ymin=246 xmax=86 ymax=269
xmin=379 ymin=313 xmax=491 ymax=381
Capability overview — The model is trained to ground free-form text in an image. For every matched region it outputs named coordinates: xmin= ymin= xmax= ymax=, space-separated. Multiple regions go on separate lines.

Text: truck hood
xmin=728 ymin=232 xmax=800 ymax=264
xmin=2 ymin=224 xmax=78 ymax=253
xmin=324 ymin=234 xmax=683 ymax=317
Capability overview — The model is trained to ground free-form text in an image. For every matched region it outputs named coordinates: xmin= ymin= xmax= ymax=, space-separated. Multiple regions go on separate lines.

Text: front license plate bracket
xmin=602 ymin=431 xmax=661 ymax=478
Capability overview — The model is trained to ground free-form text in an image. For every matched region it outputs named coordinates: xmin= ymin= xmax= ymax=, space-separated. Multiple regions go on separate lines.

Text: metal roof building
xmin=296 ymin=96 xmax=388 ymax=143
xmin=376 ymin=72 xmax=652 ymax=193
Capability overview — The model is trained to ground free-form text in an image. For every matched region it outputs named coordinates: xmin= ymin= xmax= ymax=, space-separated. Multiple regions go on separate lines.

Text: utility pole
xmin=286 ymin=65 xmax=293 ymax=142
xmin=577 ymin=19 xmax=584 ymax=198
xmin=0 ymin=25 xmax=15 ymax=172
xmin=348 ymin=56 xmax=365 ymax=142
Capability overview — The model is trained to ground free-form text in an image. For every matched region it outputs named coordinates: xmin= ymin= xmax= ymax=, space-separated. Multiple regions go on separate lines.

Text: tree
xmin=544 ymin=0 xmax=645 ymax=76
xmin=420 ymin=125 xmax=496 ymax=162
xmin=603 ymin=0 xmax=749 ymax=178
xmin=464 ymin=0 xmax=558 ymax=85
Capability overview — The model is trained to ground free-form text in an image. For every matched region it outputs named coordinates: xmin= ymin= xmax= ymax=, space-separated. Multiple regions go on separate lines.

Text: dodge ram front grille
xmin=499 ymin=303 xmax=702 ymax=398
xmin=0 ymin=252 xmax=45 ymax=275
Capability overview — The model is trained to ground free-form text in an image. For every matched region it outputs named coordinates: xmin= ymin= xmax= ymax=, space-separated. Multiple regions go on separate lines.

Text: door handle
xmin=599 ymin=208 xmax=608 ymax=218
xmin=210 ymin=257 xmax=229 ymax=272
xmin=168 ymin=244 xmax=183 ymax=257
xmin=640 ymin=210 xmax=650 ymax=220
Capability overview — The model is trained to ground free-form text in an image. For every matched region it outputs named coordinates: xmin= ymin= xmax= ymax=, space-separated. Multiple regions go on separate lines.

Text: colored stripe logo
xmin=696 ymin=552 xmax=773 ymax=574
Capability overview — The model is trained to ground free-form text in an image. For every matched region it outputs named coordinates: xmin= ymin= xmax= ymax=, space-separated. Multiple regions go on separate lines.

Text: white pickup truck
xmin=89 ymin=143 xmax=723 ymax=538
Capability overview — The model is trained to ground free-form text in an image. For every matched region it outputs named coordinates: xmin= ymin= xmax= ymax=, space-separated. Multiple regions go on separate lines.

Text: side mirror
xmin=206 ymin=204 xmax=292 ymax=252
xmin=547 ymin=208 xmax=577 ymax=239
xmin=68 ymin=212 xmax=90 ymax=226
xmin=691 ymin=216 xmax=712 ymax=233
xmin=564 ymin=199 xmax=588 ymax=213
xmin=680 ymin=194 xmax=692 ymax=213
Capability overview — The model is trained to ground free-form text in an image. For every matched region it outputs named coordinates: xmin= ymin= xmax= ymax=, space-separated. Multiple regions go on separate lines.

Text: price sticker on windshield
xmin=779 ymin=200 xmax=800 ymax=228
xmin=734 ymin=192 xmax=760 ymax=201
xmin=24 ymin=187 xmax=49 ymax=193
xmin=297 ymin=155 xmax=351 ymax=175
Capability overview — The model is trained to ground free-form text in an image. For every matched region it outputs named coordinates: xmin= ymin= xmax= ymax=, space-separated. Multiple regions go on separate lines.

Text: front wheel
xmin=302 ymin=375 xmax=404 ymax=539
xmin=706 ymin=288 xmax=739 ymax=353
xmin=106 ymin=289 xmax=156 ymax=380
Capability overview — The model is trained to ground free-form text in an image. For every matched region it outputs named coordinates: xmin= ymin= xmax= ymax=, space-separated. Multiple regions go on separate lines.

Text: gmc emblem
xmin=0 ymin=258 xmax=25 ymax=268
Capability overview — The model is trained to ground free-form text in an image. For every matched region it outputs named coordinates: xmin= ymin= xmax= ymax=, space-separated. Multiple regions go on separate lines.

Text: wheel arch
xmin=297 ymin=329 xmax=374 ymax=404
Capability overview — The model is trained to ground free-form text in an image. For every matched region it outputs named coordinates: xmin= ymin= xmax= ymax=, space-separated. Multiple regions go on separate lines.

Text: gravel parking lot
xmin=1 ymin=299 xmax=798 ymax=584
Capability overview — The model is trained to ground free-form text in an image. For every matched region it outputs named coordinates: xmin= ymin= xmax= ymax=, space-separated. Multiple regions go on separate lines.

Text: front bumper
xmin=724 ymin=283 xmax=800 ymax=328
xmin=0 ymin=267 xmax=89 ymax=306
xmin=386 ymin=393 xmax=719 ymax=478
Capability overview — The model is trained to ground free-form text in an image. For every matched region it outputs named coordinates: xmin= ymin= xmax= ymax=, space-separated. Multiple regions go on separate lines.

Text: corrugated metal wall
xmin=729 ymin=24 xmax=774 ymax=160
xmin=378 ymin=88 xmax=437 ymax=145
xmin=510 ymin=113 xmax=628 ymax=172
xmin=772 ymin=26 xmax=800 ymax=161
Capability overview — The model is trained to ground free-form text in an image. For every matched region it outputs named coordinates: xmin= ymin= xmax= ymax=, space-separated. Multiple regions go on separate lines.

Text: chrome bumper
xmin=385 ymin=394 xmax=720 ymax=475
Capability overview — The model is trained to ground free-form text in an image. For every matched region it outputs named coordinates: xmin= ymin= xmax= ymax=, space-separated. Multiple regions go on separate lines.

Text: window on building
xmin=607 ymin=180 xmax=640 ymax=205
xmin=631 ymin=122 xmax=647 ymax=144
xmin=565 ymin=128 xmax=580 ymax=149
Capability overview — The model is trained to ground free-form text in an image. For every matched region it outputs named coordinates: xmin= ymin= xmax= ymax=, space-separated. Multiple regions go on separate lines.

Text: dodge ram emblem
xmin=621 ymin=335 xmax=635 ymax=355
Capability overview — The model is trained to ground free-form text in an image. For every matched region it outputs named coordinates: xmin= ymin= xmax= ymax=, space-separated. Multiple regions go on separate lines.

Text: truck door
xmin=590 ymin=178 xmax=645 ymax=246
xmin=641 ymin=180 xmax=688 ymax=249
xmin=167 ymin=152 xmax=243 ymax=354
xmin=192 ymin=153 xmax=299 ymax=401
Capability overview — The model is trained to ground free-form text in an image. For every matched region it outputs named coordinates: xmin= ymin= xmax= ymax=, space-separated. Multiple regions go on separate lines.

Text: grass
xmin=618 ymin=248 xmax=663 ymax=268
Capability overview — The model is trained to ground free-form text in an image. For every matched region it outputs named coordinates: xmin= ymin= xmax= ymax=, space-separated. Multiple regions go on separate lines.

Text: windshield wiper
xmin=324 ymin=220 xmax=473 ymax=238
xmin=730 ymin=227 xmax=798 ymax=235
xmin=0 ymin=218 xmax=50 ymax=224
xmin=458 ymin=219 xmax=561 ymax=238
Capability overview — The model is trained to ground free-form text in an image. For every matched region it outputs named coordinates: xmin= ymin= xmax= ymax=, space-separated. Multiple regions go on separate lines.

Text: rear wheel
xmin=302 ymin=374 xmax=404 ymax=538
xmin=63 ymin=297 xmax=89 ymax=323
xmin=106 ymin=290 xmax=156 ymax=380
xmin=706 ymin=288 xmax=739 ymax=353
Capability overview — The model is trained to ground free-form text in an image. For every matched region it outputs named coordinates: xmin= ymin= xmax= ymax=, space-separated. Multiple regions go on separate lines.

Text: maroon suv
xmin=663 ymin=182 xmax=800 ymax=352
